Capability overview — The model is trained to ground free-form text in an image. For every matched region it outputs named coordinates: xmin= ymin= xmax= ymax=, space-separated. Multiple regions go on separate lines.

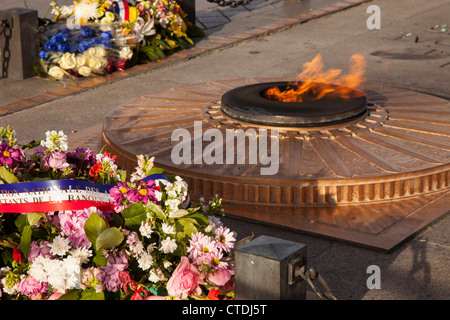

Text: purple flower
xmin=28 ymin=241 xmax=55 ymax=262
xmin=0 ymin=143 xmax=21 ymax=166
xmin=128 ymin=180 xmax=158 ymax=204
xmin=40 ymin=150 xmax=69 ymax=171
xmin=98 ymin=253 xmax=129 ymax=292
xmin=70 ymin=147 xmax=93 ymax=161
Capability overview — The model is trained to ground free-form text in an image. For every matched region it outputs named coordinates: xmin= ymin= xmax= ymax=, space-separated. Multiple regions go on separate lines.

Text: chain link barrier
xmin=0 ymin=18 xmax=11 ymax=78
xmin=207 ymin=0 xmax=253 ymax=8
xmin=296 ymin=265 xmax=339 ymax=300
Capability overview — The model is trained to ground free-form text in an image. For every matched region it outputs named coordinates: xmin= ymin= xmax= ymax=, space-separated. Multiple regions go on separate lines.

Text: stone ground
xmin=0 ymin=0 xmax=449 ymax=300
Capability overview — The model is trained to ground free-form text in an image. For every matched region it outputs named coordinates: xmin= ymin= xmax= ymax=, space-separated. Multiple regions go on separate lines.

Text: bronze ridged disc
xmin=102 ymin=78 xmax=450 ymax=250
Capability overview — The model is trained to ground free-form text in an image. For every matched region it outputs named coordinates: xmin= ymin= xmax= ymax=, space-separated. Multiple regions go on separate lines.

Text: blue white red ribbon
xmin=0 ymin=180 xmax=114 ymax=213
xmin=111 ymin=0 xmax=130 ymax=22
xmin=0 ymin=174 xmax=190 ymax=213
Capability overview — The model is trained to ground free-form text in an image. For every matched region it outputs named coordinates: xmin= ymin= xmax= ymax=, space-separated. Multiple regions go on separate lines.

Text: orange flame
xmin=264 ymin=54 xmax=366 ymax=102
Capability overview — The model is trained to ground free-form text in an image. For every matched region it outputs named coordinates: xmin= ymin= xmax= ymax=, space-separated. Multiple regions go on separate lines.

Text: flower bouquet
xmin=0 ymin=126 xmax=236 ymax=300
xmin=38 ymin=0 xmax=200 ymax=80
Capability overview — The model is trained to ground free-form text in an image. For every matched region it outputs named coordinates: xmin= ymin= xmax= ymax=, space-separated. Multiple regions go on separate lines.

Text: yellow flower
xmin=128 ymin=6 xmax=138 ymax=23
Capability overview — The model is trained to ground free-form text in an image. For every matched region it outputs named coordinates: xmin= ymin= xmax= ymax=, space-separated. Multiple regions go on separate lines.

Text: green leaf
xmin=27 ymin=212 xmax=45 ymax=226
xmin=80 ymin=288 xmax=105 ymax=300
xmin=146 ymin=202 xmax=166 ymax=221
xmin=169 ymin=209 xmax=190 ymax=219
xmin=93 ymin=251 xmax=107 ymax=267
xmin=15 ymin=214 xmax=28 ymax=232
xmin=19 ymin=226 xmax=32 ymax=257
xmin=96 ymin=227 xmax=124 ymax=252
xmin=176 ymin=218 xmax=198 ymax=239
xmin=58 ymin=289 xmax=82 ymax=300
xmin=184 ymin=212 xmax=210 ymax=226
xmin=122 ymin=203 xmax=148 ymax=231
xmin=0 ymin=166 xmax=19 ymax=184
xmin=148 ymin=166 xmax=164 ymax=175
xmin=84 ymin=213 xmax=108 ymax=250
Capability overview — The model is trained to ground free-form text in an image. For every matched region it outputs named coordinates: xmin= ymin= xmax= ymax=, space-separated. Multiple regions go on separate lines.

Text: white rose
xmin=59 ymin=53 xmax=76 ymax=70
xmin=119 ymin=46 xmax=133 ymax=60
xmin=83 ymin=47 xmax=97 ymax=58
xmin=87 ymin=57 xmax=103 ymax=72
xmin=78 ymin=66 xmax=92 ymax=77
xmin=75 ymin=54 xmax=86 ymax=67
xmin=48 ymin=66 xmax=65 ymax=79
xmin=95 ymin=46 xmax=107 ymax=57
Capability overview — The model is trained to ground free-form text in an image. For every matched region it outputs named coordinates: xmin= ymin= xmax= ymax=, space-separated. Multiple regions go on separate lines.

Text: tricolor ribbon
xmin=0 ymin=174 xmax=190 ymax=213
xmin=0 ymin=180 xmax=114 ymax=213
xmin=112 ymin=0 xmax=130 ymax=22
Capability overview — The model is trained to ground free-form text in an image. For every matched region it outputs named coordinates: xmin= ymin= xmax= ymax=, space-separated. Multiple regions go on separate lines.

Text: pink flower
xmin=16 ymin=276 xmax=49 ymax=299
xmin=166 ymin=256 xmax=206 ymax=299
xmin=187 ymin=232 xmax=216 ymax=264
xmin=47 ymin=292 xmax=63 ymax=300
xmin=207 ymin=269 xmax=233 ymax=287
xmin=98 ymin=253 xmax=129 ymax=292
xmin=214 ymin=226 xmax=236 ymax=252
xmin=58 ymin=209 xmax=91 ymax=248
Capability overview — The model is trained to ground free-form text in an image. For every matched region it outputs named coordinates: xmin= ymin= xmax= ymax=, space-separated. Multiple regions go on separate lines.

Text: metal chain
xmin=296 ymin=265 xmax=339 ymax=300
xmin=0 ymin=19 xmax=11 ymax=78
xmin=207 ymin=0 xmax=253 ymax=8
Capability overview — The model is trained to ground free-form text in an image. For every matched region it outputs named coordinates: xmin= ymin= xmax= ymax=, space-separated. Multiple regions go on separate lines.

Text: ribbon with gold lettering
xmin=0 ymin=179 xmax=114 ymax=213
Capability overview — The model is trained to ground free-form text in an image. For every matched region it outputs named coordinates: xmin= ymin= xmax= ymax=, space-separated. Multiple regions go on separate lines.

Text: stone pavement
xmin=0 ymin=0 xmax=449 ymax=300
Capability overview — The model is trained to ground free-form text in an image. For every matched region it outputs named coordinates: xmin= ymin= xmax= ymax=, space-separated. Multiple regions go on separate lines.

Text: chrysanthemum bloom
xmin=214 ymin=226 xmax=236 ymax=252
xmin=0 ymin=143 xmax=21 ymax=166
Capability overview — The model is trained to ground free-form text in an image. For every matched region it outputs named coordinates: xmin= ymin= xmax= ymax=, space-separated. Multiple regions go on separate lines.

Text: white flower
xmin=28 ymin=256 xmax=48 ymax=283
xmin=159 ymin=237 xmax=177 ymax=254
xmin=139 ymin=221 xmax=152 ymax=238
xmin=1 ymin=278 xmax=18 ymax=295
xmin=48 ymin=235 xmax=71 ymax=256
xmin=87 ymin=56 xmax=103 ymax=72
xmin=83 ymin=47 xmax=97 ymax=57
xmin=73 ymin=0 xmax=100 ymax=24
xmin=119 ymin=46 xmax=134 ymax=60
xmin=131 ymin=240 xmax=144 ymax=256
xmin=101 ymin=11 xmax=115 ymax=23
xmin=166 ymin=199 xmax=181 ymax=215
xmin=148 ymin=268 xmax=165 ymax=283
xmin=154 ymin=190 xmax=162 ymax=202
xmin=41 ymin=130 xmax=68 ymax=152
xmin=161 ymin=222 xmax=176 ymax=235
xmin=163 ymin=260 xmax=172 ymax=269
xmin=70 ymin=247 xmax=92 ymax=264
xmin=137 ymin=251 xmax=154 ymax=271
xmin=59 ymin=52 xmax=77 ymax=70
xmin=75 ymin=54 xmax=87 ymax=67
xmin=48 ymin=66 xmax=65 ymax=79
xmin=95 ymin=46 xmax=107 ymax=57
xmin=78 ymin=65 xmax=92 ymax=77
